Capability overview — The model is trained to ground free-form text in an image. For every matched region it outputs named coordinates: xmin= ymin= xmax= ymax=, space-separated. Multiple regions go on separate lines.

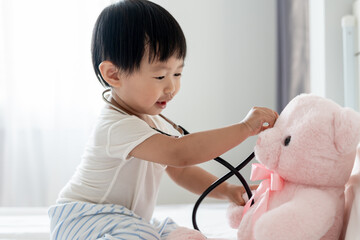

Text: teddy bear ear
xmin=334 ymin=108 xmax=360 ymax=154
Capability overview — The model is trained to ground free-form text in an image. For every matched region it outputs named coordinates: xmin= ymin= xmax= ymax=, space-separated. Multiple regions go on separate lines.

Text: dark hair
xmin=91 ymin=0 xmax=187 ymax=87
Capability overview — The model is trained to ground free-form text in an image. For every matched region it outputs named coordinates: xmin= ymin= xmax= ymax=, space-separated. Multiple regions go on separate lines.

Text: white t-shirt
xmin=57 ymin=107 xmax=177 ymax=221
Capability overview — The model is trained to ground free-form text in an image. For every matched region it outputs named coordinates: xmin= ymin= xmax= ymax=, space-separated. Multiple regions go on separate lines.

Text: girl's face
xmin=113 ymin=50 xmax=184 ymax=119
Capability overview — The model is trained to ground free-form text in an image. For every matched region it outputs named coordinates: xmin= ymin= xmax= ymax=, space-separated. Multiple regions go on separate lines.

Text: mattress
xmin=0 ymin=203 xmax=236 ymax=240
xmin=0 ymin=207 xmax=50 ymax=240
xmin=1 ymin=202 xmax=357 ymax=239
xmin=154 ymin=203 xmax=237 ymax=239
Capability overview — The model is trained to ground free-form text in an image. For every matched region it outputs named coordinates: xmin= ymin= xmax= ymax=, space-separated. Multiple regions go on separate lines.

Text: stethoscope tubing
xmin=101 ymin=89 xmax=254 ymax=232
xmin=192 ymin=153 xmax=254 ymax=231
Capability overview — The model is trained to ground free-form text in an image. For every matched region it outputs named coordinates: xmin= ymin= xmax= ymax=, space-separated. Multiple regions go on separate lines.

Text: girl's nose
xmin=165 ymin=78 xmax=176 ymax=95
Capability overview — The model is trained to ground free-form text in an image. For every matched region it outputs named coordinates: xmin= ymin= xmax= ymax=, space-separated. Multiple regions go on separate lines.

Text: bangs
xmin=144 ymin=5 xmax=187 ymax=63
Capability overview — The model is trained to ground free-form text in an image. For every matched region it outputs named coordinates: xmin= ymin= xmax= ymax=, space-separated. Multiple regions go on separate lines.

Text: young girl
xmin=48 ymin=0 xmax=278 ymax=239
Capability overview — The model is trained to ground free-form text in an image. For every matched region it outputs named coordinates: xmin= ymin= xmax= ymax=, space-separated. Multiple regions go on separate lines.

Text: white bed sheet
xmin=153 ymin=203 xmax=237 ymax=239
xmin=1 ymin=201 xmax=358 ymax=240
xmin=0 ymin=203 xmax=236 ymax=240
xmin=0 ymin=207 xmax=50 ymax=240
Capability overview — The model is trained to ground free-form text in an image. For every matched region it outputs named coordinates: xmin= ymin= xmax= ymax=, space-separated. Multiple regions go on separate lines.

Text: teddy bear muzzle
xmin=255 ymin=129 xmax=282 ymax=169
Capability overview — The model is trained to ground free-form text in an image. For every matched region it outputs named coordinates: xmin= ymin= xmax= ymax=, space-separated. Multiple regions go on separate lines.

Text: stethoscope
xmin=102 ymin=88 xmax=255 ymax=232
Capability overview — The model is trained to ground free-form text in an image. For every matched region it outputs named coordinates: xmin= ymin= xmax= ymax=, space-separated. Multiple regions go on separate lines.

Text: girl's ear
xmin=98 ymin=61 xmax=121 ymax=87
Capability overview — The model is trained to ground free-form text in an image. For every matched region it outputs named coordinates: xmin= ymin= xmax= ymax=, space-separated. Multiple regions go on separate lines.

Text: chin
xmin=146 ymin=109 xmax=162 ymax=116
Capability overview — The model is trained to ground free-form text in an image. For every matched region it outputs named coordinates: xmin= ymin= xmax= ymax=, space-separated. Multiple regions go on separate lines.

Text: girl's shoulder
xmin=99 ymin=107 xmax=138 ymax=123
xmin=90 ymin=108 xmax=157 ymax=147
xmin=100 ymin=107 xmax=171 ymax=133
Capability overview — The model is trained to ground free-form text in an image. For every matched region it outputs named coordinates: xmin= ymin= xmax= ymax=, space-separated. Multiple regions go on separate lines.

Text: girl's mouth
xmin=156 ymin=101 xmax=167 ymax=109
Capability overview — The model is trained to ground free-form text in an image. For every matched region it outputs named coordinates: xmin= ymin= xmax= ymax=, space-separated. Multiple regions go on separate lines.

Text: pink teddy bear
xmin=228 ymin=93 xmax=360 ymax=240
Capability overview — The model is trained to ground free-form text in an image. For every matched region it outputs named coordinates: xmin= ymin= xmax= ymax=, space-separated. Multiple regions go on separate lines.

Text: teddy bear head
xmin=254 ymin=94 xmax=360 ymax=187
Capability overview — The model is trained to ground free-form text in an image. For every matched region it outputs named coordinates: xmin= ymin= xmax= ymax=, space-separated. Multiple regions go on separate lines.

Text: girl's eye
xmin=174 ymin=73 xmax=182 ymax=77
xmin=154 ymin=76 xmax=165 ymax=80
xmin=284 ymin=136 xmax=291 ymax=146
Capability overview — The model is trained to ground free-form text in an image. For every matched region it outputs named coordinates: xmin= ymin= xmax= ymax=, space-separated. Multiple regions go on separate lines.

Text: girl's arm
xmin=130 ymin=107 xmax=278 ymax=167
xmin=166 ymin=165 xmax=258 ymax=205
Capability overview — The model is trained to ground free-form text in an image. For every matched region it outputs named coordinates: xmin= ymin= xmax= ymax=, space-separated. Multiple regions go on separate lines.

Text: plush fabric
xmin=341 ymin=145 xmax=360 ymax=239
xmin=227 ymin=93 xmax=360 ymax=240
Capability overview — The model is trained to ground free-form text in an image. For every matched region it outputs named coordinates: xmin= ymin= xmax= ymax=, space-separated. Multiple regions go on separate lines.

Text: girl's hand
xmin=225 ymin=184 xmax=258 ymax=206
xmin=242 ymin=107 xmax=279 ymax=136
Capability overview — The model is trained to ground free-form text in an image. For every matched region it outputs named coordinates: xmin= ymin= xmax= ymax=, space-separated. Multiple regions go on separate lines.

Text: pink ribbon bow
xmin=242 ymin=163 xmax=284 ymax=223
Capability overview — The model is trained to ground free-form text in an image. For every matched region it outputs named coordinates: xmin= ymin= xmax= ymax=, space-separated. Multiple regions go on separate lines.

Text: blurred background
xmin=0 ymin=0 xmax=355 ymax=206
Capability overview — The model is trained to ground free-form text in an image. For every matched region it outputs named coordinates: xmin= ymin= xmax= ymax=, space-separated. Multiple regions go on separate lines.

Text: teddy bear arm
xmin=253 ymin=189 xmax=337 ymax=240
xmin=226 ymin=203 xmax=245 ymax=229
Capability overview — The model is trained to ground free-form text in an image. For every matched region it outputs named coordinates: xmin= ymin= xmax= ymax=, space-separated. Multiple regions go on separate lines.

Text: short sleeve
xmin=106 ymin=116 xmax=159 ymax=160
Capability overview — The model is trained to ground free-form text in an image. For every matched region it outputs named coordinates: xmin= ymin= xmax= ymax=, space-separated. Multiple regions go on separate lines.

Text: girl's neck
xmin=109 ymin=90 xmax=156 ymax=128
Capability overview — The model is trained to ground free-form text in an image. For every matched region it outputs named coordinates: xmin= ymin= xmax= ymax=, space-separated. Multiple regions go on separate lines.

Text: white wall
xmin=310 ymin=0 xmax=355 ymax=104
xmin=152 ymin=0 xmax=277 ymax=204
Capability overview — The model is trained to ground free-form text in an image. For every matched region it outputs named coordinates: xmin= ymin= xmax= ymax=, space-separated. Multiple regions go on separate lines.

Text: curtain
xmin=277 ymin=0 xmax=310 ymax=112
xmin=0 ymin=0 xmax=111 ymax=206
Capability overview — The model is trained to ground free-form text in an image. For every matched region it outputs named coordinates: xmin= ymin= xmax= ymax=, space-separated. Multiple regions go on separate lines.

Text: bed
xmin=0 ymin=207 xmax=50 ymax=240
xmin=0 ymin=199 xmax=359 ymax=240
xmin=0 ymin=203 xmax=236 ymax=240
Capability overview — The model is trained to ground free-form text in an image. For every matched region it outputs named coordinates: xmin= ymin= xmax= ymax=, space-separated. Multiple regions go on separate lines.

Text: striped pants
xmin=48 ymin=202 xmax=178 ymax=240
